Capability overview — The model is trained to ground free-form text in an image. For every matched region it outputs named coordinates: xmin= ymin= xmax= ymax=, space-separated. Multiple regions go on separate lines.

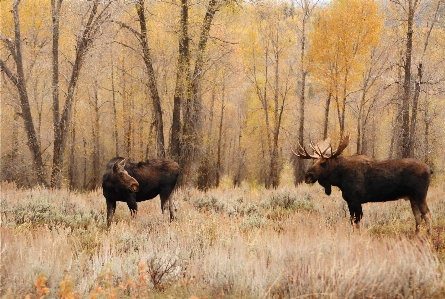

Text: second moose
xmin=102 ymin=157 xmax=179 ymax=227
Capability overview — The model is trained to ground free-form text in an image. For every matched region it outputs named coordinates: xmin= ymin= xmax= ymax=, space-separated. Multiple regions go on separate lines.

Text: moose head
xmin=293 ymin=134 xmax=350 ymax=195
xmin=110 ymin=159 xmax=139 ymax=193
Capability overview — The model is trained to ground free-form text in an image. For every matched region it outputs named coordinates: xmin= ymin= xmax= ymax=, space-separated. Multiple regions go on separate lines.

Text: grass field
xmin=1 ymin=181 xmax=445 ymax=298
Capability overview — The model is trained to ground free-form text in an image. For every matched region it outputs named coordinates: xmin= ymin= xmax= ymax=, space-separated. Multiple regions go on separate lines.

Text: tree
xmin=0 ymin=0 xmax=47 ymax=186
xmin=116 ymin=0 xmax=166 ymax=158
xmin=176 ymin=0 xmax=231 ymax=186
xmin=242 ymin=3 xmax=296 ymax=188
xmin=50 ymin=0 xmax=112 ymax=188
xmin=136 ymin=0 xmax=166 ymax=158
xmin=307 ymin=0 xmax=382 ymax=139
xmin=293 ymin=0 xmax=319 ymax=185
xmin=169 ymin=0 xmax=190 ymax=162
xmin=388 ymin=0 xmax=444 ymax=158
xmin=395 ymin=0 xmax=419 ymax=158
xmin=352 ymin=46 xmax=389 ymax=154
xmin=1 ymin=0 xmax=445 ymax=189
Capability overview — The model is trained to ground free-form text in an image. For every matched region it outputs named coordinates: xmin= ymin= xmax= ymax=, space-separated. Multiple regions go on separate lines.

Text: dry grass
xmin=1 ymin=181 xmax=445 ymax=298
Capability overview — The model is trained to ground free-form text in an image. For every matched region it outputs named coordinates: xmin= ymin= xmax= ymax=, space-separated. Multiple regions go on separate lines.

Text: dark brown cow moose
xmin=293 ymin=134 xmax=432 ymax=235
xmin=102 ymin=157 xmax=180 ymax=227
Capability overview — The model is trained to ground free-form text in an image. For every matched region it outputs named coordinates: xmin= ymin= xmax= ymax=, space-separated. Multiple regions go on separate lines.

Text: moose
xmin=102 ymin=157 xmax=180 ymax=227
xmin=293 ymin=134 xmax=432 ymax=235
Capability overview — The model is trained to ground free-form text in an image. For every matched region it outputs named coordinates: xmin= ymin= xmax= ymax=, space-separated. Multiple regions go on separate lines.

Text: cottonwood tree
xmin=50 ymin=0 xmax=112 ymax=188
xmin=169 ymin=0 xmax=190 ymax=163
xmin=293 ymin=0 xmax=319 ymax=184
xmin=242 ymin=4 xmax=296 ymax=188
xmin=180 ymin=0 xmax=225 ymax=186
xmin=115 ymin=0 xmax=166 ymax=158
xmin=307 ymin=0 xmax=382 ymax=140
xmin=352 ymin=46 xmax=389 ymax=154
xmin=390 ymin=0 xmax=444 ymax=158
xmin=2 ymin=0 xmax=445 ymax=189
xmin=117 ymin=0 xmax=234 ymax=186
xmin=0 ymin=0 xmax=112 ymax=187
xmin=0 ymin=0 xmax=48 ymax=185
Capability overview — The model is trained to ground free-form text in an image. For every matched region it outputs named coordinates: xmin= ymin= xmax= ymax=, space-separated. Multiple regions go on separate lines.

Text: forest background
xmin=1 ymin=0 xmax=445 ymax=190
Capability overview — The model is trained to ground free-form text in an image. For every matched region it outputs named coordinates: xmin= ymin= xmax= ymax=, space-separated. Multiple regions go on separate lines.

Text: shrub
xmin=2 ymin=197 xmax=102 ymax=230
xmin=260 ymin=189 xmax=314 ymax=212
xmin=240 ymin=214 xmax=267 ymax=230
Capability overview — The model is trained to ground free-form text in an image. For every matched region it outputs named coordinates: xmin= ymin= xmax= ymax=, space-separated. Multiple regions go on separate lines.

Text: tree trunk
xmin=391 ymin=47 xmax=405 ymax=160
xmin=424 ymin=100 xmax=431 ymax=165
xmin=68 ymin=112 xmax=76 ymax=190
xmin=179 ymin=0 xmax=219 ymax=186
xmin=216 ymin=85 xmax=226 ymax=187
xmin=91 ymin=84 xmax=101 ymax=188
xmin=111 ymin=58 xmax=119 ymax=156
xmin=408 ymin=0 xmax=439 ymax=157
xmin=323 ymin=93 xmax=332 ymax=140
xmin=136 ymin=0 xmax=165 ymax=158
xmin=356 ymin=90 xmax=366 ymax=154
xmin=269 ymin=35 xmax=280 ymax=189
xmin=125 ymin=94 xmax=133 ymax=158
xmin=294 ymin=1 xmax=309 ymax=184
xmin=170 ymin=0 xmax=190 ymax=162
xmin=400 ymin=0 xmax=415 ymax=158
xmin=82 ymin=138 xmax=88 ymax=189
xmin=408 ymin=63 xmax=422 ymax=157
xmin=339 ymin=69 xmax=349 ymax=140
xmin=50 ymin=0 xmax=63 ymax=188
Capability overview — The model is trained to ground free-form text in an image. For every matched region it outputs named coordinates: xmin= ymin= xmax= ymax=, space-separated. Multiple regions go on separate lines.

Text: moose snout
xmin=305 ymin=173 xmax=316 ymax=184
xmin=130 ymin=183 xmax=139 ymax=193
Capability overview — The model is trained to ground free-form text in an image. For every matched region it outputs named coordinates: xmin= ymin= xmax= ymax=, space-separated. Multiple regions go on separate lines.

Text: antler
xmin=292 ymin=134 xmax=350 ymax=159
xmin=311 ymin=137 xmax=332 ymax=158
xmin=291 ymin=142 xmax=321 ymax=159
xmin=330 ymin=133 xmax=350 ymax=158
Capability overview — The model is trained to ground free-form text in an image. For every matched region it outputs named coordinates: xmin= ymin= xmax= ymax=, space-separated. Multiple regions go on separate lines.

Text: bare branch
xmin=113 ymin=20 xmax=143 ymax=41
xmin=0 ymin=59 xmax=19 ymax=86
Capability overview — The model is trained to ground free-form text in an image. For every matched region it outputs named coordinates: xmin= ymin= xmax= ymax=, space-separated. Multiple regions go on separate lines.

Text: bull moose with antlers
xmin=293 ymin=134 xmax=432 ymax=235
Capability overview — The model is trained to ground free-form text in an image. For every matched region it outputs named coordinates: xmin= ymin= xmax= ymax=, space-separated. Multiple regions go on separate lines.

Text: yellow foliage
xmin=34 ymin=272 xmax=50 ymax=299
xmin=59 ymin=273 xmax=79 ymax=299
xmin=307 ymin=0 xmax=383 ymax=97
xmin=0 ymin=0 xmax=51 ymax=39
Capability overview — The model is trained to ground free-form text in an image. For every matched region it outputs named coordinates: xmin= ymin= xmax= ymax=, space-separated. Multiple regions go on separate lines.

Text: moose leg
xmin=126 ymin=194 xmax=138 ymax=218
xmin=106 ymin=200 xmax=116 ymax=228
xmin=419 ymin=202 xmax=432 ymax=236
xmin=409 ymin=200 xmax=422 ymax=234
xmin=160 ymin=190 xmax=176 ymax=222
xmin=347 ymin=202 xmax=363 ymax=230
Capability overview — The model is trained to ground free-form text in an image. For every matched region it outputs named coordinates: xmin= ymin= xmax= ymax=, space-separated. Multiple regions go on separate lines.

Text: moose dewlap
xmin=293 ymin=134 xmax=432 ymax=235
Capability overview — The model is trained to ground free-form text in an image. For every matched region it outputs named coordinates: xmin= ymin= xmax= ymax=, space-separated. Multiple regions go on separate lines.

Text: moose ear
xmin=113 ymin=159 xmax=126 ymax=173
xmin=112 ymin=161 xmax=120 ymax=173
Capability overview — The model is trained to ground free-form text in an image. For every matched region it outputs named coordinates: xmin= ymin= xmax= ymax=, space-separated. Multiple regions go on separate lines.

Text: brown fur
xmin=102 ymin=157 xmax=180 ymax=227
xmin=304 ymin=155 xmax=432 ymax=235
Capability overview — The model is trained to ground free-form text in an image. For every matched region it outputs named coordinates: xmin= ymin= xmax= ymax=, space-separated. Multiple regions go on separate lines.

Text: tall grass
xmin=1 ymin=181 xmax=444 ymax=298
